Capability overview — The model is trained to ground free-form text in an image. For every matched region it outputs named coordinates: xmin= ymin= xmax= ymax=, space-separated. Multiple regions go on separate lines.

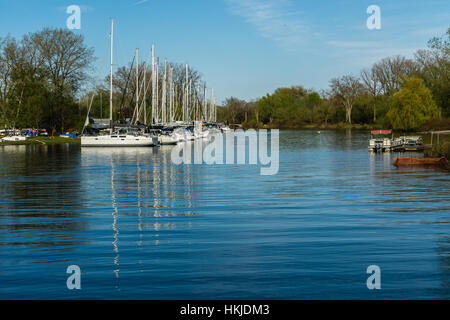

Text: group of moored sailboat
xmin=81 ymin=19 xmax=228 ymax=148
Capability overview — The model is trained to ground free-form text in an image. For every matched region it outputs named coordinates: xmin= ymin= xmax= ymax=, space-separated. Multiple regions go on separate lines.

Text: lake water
xmin=0 ymin=130 xmax=449 ymax=299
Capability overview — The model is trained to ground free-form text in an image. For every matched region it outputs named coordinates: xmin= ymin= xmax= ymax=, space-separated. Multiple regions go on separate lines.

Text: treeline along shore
xmin=0 ymin=27 xmax=208 ymax=134
xmin=217 ymin=28 xmax=450 ymax=134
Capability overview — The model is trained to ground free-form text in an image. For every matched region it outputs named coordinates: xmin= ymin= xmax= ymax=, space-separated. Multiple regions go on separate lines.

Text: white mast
xmin=109 ymin=19 xmax=114 ymax=134
xmin=188 ymin=80 xmax=191 ymax=122
xmin=175 ymin=83 xmax=178 ymax=122
xmin=197 ymin=83 xmax=201 ymax=121
xmin=189 ymin=81 xmax=192 ymax=122
xmin=182 ymin=85 xmax=185 ymax=122
xmin=135 ymin=48 xmax=139 ymax=122
xmin=203 ymin=86 xmax=207 ymax=122
xmin=212 ymin=88 xmax=216 ymax=122
xmin=143 ymin=62 xmax=147 ymax=124
xmin=151 ymin=44 xmax=156 ymax=125
xmin=162 ymin=59 xmax=167 ymax=124
xmin=169 ymin=66 xmax=173 ymax=123
xmin=184 ymin=64 xmax=188 ymax=123
xmin=156 ymin=57 xmax=159 ymax=124
xmin=209 ymin=88 xmax=214 ymax=122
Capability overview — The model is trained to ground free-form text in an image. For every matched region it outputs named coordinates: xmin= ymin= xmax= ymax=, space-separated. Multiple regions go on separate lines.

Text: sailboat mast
xmin=110 ymin=19 xmax=114 ymax=134
xmin=143 ymin=62 xmax=147 ymax=125
xmin=203 ymin=86 xmax=207 ymax=122
xmin=169 ymin=67 xmax=173 ymax=123
xmin=135 ymin=48 xmax=139 ymax=123
xmin=184 ymin=64 xmax=188 ymax=123
xmin=156 ymin=58 xmax=159 ymax=124
xmin=212 ymin=88 xmax=216 ymax=122
xmin=151 ymin=44 xmax=156 ymax=125
xmin=162 ymin=59 xmax=167 ymax=124
xmin=197 ymin=83 xmax=200 ymax=121
xmin=188 ymin=81 xmax=191 ymax=122
xmin=209 ymin=88 xmax=213 ymax=122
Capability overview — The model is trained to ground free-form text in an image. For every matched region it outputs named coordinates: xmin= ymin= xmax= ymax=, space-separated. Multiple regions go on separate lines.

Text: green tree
xmin=305 ymin=91 xmax=321 ymax=123
xmin=257 ymin=86 xmax=312 ymax=127
xmin=329 ymin=75 xmax=364 ymax=124
xmin=387 ymin=77 xmax=440 ymax=130
xmin=0 ymin=28 xmax=94 ymax=131
xmin=414 ymin=28 xmax=450 ymax=116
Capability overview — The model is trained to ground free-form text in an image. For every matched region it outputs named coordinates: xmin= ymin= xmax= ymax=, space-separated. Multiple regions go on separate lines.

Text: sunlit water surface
xmin=0 ymin=130 xmax=449 ymax=299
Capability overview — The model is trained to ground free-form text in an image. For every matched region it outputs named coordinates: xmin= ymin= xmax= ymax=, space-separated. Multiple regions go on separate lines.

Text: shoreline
xmin=238 ymin=122 xmax=381 ymax=130
xmin=0 ymin=136 xmax=81 ymax=146
xmin=236 ymin=118 xmax=450 ymax=131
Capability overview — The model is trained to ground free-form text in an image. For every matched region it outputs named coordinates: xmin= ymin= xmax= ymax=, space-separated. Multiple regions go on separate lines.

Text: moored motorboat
xmin=60 ymin=133 xmax=78 ymax=138
xmin=1 ymin=135 xmax=29 ymax=142
xmin=399 ymin=136 xmax=424 ymax=151
xmin=1 ymin=129 xmax=33 ymax=142
xmin=368 ymin=129 xmax=403 ymax=152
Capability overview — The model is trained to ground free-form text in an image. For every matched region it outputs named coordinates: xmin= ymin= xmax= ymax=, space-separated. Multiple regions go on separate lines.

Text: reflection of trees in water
xmin=0 ymin=144 xmax=87 ymax=250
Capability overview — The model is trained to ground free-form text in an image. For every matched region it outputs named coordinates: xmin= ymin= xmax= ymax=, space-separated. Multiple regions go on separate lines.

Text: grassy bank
xmin=0 ymin=136 xmax=81 ymax=145
xmin=425 ymin=139 xmax=450 ymax=159
xmin=424 ymin=135 xmax=450 ymax=170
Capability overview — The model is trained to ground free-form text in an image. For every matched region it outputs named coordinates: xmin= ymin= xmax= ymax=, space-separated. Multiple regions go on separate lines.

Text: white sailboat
xmin=81 ymin=19 xmax=157 ymax=147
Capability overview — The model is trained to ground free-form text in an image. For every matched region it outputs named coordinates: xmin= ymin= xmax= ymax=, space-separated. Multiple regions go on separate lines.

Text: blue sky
xmin=0 ymin=0 xmax=449 ymax=104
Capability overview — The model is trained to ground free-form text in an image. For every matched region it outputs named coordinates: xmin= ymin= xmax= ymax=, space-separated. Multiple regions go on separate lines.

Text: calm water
xmin=0 ymin=130 xmax=449 ymax=299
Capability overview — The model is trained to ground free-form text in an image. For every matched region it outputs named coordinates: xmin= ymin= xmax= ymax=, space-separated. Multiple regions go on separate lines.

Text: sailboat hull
xmin=158 ymin=135 xmax=178 ymax=145
xmin=2 ymin=136 xmax=29 ymax=142
xmin=81 ymin=135 xmax=157 ymax=147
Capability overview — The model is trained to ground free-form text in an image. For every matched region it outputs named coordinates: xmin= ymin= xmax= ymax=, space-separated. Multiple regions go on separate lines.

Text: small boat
xmin=1 ymin=129 xmax=34 ymax=142
xmin=37 ymin=129 xmax=48 ymax=136
xmin=399 ymin=136 xmax=424 ymax=151
xmin=368 ymin=129 xmax=402 ymax=152
xmin=393 ymin=157 xmax=448 ymax=167
xmin=60 ymin=133 xmax=78 ymax=138
xmin=158 ymin=129 xmax=178 ymax=145
xmin=1 ymin=135 xmax=29 ymax=142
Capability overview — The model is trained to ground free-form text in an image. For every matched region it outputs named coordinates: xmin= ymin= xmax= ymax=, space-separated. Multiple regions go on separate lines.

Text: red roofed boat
xmin=368 ymin=129 xmax=402 ymax=152
xmin=371 ymin=129 xmax=392 ymax=135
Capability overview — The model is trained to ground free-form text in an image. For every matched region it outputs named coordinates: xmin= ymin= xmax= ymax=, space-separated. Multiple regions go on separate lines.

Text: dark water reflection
xmin=0 ymin=130 xmax=449 ymax=299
